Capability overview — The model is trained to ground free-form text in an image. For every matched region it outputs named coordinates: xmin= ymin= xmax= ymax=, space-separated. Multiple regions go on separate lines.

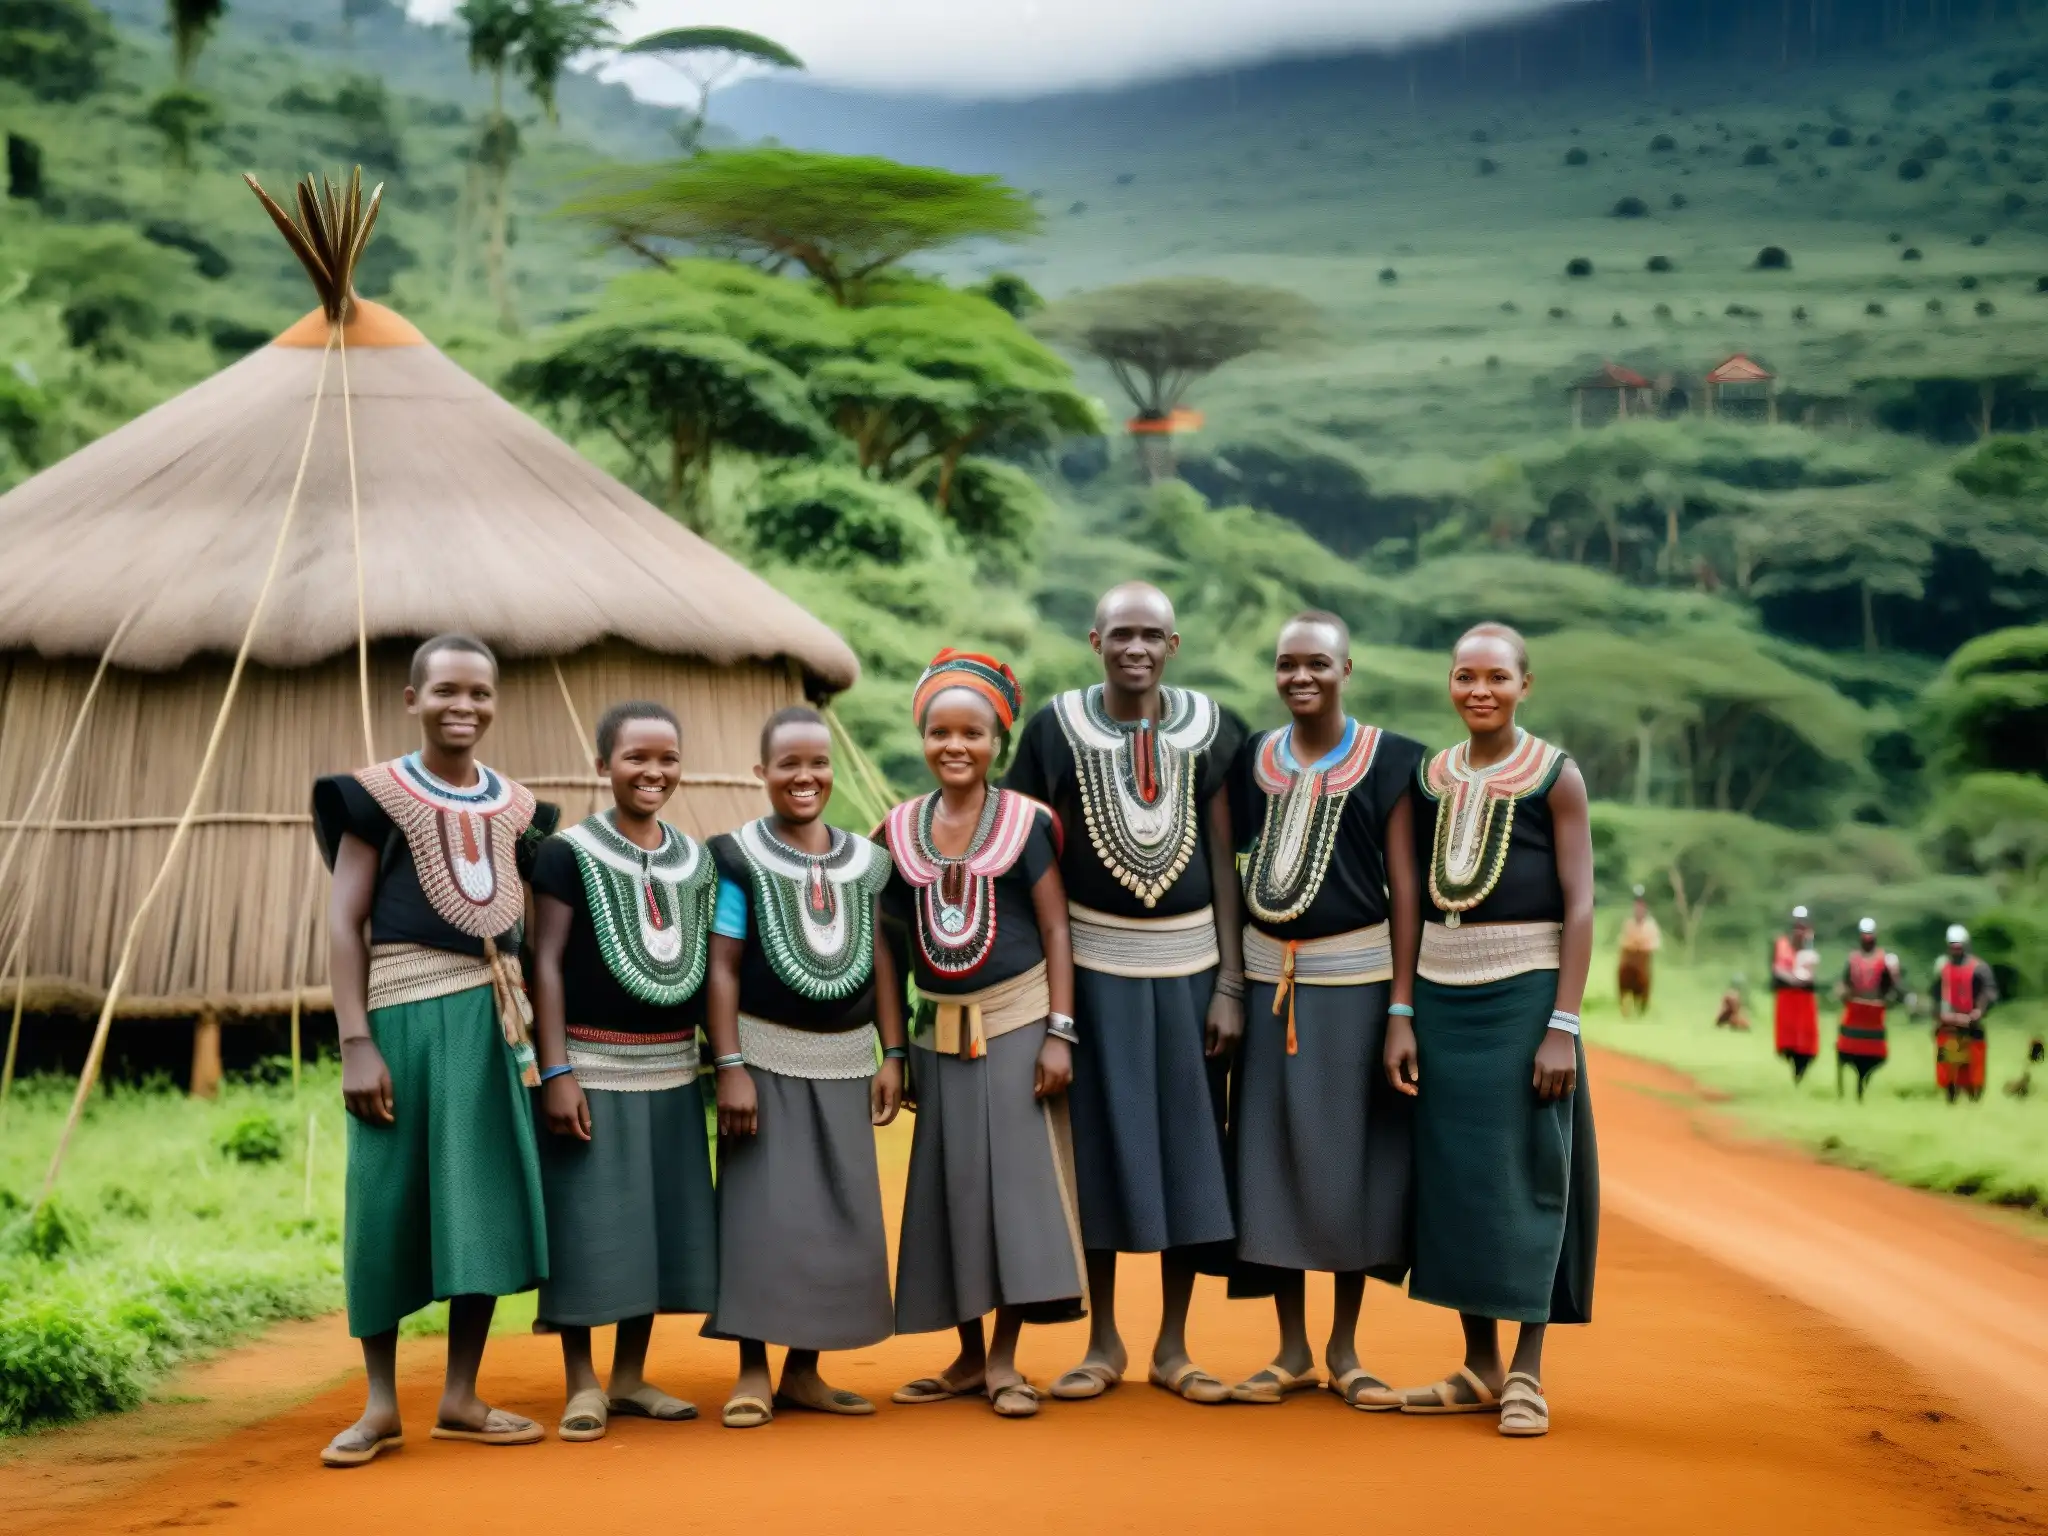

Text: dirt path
xmin=4 ymin=1048 xmax=2044 ymax=1535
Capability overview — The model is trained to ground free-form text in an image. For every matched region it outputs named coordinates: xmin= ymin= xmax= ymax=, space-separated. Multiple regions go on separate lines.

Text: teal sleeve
xmin=713 ymin=876 xmax=748 ymax=939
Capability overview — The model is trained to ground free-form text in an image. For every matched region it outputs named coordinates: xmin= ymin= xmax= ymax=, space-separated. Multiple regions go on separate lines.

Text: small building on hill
xmin=1570 ymin=362 xmax=1654 ymax=427
xmin=0 ymin=298 xmax=857 ymax=1076
xmin=1706 ymin=353 xmax=1778 ymax=422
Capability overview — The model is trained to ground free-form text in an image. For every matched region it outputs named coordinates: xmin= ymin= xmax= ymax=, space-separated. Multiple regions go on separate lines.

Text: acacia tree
xmin=507 ymin=317 xmax=832 ymax=525
xmin=571 ymin=147 xmax=1040 ymax=305
xmin=621 ymin=24 xmax=802 ymax=151
xmin=1035 ymin=277 xmax=1318 ymax=478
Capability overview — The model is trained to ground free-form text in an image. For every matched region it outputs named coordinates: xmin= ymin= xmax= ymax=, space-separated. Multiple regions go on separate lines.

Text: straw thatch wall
xmin=0 ymin=640 xmax=797 ymax=1017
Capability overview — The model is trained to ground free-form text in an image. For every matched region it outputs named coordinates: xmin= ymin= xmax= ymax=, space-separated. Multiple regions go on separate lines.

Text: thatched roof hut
xmin=0 ymin=298 xmax=858 ymax=1023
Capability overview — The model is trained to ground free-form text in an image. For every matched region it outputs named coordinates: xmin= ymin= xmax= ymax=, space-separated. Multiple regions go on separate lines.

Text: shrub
xmin=0 ymin=0 xmax=115 ymax=101
xmin=98 ymin=1186 xmax=150 ymax=1219
xmin=1499 ymin=300 xmax=1519 ymax=312
xmin=1867 ymin=133 xmax=1882 ymax=146
xmin=1565 ymin=256 xmax=1593 ymax=277
xmin=1970 ymin=232 xmax=1989 ymax=246
xmin=1547 ymin=306 xmax=1568 ymax=319
xmin=217 ymin=1112 xmax=286 ymax=1164
xmin=1793 ymin=305 xmax=1810 ymax=322
xmin=1114 ymin=171 xmax=1134 ymax=185
xmin=1066 ymin=201 xmax=1087 ymax=216
xmin=2003 ymin=191 xmax=2029 ymax=214
xmin=1960 ymin=275 xmax=1980 ymax=291
xmin=1866 ymin=301 xmax=1887 ymax=315
xmin=1484 ymin=355 xmax=1501 ymax=369
xmin=1826 ymin=126 xmax=1854 ymax=146
xmin=1916 ymin=134 xmax=1951 ymax=160
xmin=748 ymin=464 xmax=947 ymax=569
xmin=1611 ymin=195 xmax=1648 ymax=217
xmin=5 ymin=1196 xmax=91 ymax=1261
xmin=1990 ymin=67 xmax=2023 ymax=89
xmin=1898 ymin=158 xmax=1927 ymax=181
xmin=0 ymin=1302 xmax=147 ymax=1434
xmin=2036 ymin=276 xmax=2048 ymax=292
xmin=1754 ymin=245 xmax=1791 ymax=269
xmin=1926 ymin=297 xmax=1945 ymax=313
xmin=1477 ymin=157 xmax=1498 ymax=175
xmin=1889 ymin=231 xmax=1904 ymax=242
xmin=1976 ymin=299 xmax=1996 ymax=316
xmin=1471 ymin=128 xmax=1489 ymax=142
xmin=1902 ymin=246 xmax=1923 ymax=261
xmin=1782 ymin=136 xmax=1800 ymax=150
xmin=1649 ymin=133 xmax=1676 ymax=152
xmin=1564 ymin=147 xmax=1589 ymax=166
xmin=1646 ymin=254 xmax=1674 ymax=272
xmin=1611 ymin=312 xmax=1628 ymax=326
xmin=1988 ymin=99 xmax=2016 ymax=124
xmin=1724 ymin=303 xmax=1760 ymax=319
xmin=1653 ymin=302 xmax=1674 ymax=319
xmin=1741 ymin=145 xmax=1774 ymax=166
xmin=1378 ymin=266 xmax=1398 ymax=283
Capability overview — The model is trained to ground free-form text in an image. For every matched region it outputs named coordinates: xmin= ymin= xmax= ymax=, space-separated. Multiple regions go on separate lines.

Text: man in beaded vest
xmin=1004 ymin=581 xmax=1248 ymax=1404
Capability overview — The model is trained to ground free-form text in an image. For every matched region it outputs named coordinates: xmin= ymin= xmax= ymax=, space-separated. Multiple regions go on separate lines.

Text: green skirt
xmin=1410 ymin=970 xmax=1598 ymax=1326
xmin=344 ymin=984 xmax=548 ymax=1338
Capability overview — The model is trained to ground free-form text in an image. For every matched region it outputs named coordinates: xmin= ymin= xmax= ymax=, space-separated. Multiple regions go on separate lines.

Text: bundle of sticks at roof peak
xmin=243 ymin=166 xmax=386 ymax=326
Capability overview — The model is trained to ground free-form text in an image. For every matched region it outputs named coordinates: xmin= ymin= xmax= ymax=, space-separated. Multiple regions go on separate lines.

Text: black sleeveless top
xmin=1413 ymin=733 xmax=1569 ymax=926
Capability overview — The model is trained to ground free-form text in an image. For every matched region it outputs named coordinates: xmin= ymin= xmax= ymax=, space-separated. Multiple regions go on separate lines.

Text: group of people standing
xmin=1768 ymin=908 xmax=1999 ymax=1101
xmin=311 ymin=583 xmax=1600 ymax=1467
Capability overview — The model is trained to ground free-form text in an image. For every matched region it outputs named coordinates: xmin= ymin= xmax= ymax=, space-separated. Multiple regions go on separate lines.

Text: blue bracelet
xmin=1387 ymin=1004 xmax=1415 ymax=1019
xmin=537 ymin=1063 xmax=575 ymax=1083
xmin=882 ymin=1045 xmax=909 ymax=1061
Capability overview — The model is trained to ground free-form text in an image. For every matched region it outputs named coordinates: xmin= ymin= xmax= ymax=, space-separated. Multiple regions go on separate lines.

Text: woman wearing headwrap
xmin=880 ymin=650 xmax=1085 ymax=1420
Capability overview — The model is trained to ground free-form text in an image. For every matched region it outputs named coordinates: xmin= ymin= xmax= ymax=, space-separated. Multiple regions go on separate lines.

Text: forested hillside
xmin=2 ymin=0 xmax=2043 ymax=993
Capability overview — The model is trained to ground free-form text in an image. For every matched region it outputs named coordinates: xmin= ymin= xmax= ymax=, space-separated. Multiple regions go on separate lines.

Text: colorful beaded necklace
xmin=558 ymin=812 xmax=715 ymax=1006
xmin=356 ymin=753 xmax=535 ymax=938
xmin=732 ymin=817 xmax=891 ymax=1000
xmin=1419 ymin=729 xmax=1566 ymax=926
xmin=1051 ymin=684 xmax=1220 ymax=908
xmin=885 ymin=788 xmax=1044 ymax=979
xmin=1244 ymin=719 xmax=1382 ymax=925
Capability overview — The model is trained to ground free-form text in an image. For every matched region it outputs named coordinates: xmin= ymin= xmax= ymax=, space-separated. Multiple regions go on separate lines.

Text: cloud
xmin=409 ymin=0 xmax=1575 ymax=98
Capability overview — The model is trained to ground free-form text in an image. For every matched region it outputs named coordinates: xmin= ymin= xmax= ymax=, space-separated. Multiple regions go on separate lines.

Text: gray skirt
xmin=895 ymin=1023 xmax=1087 ymax=1334
xmin=1235 ymin=979 xmax=1413 ymax=1280
xmin=704 ymin=1067 xmax=894 ymax=1351
xmin=1411 ymin=970 xmax=1598 ymax=1325
xmin=1067 ymin=965 xmax=1235 ymax=1255
xmin=536 ymin=1081 xmax=718 ymax=1328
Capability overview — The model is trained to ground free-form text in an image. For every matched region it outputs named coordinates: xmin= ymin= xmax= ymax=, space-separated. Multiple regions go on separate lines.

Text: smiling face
xmin=601 ymin=715 xmax=682 ymax=821
xmin=405 ymin=648 xmax=497 ymax=753
xmin=759 ymin=719 xmax=834 ymax=826
xmin=1275 ymin=618 xmax=1351 ymax=721
xmin=921 ymin=688 xmax=1000 ymax=791
xmin=1091 ymin=586 xmax=1180 ymax=696
xmin=1449 ymin=634 xmax=1529 ymax=736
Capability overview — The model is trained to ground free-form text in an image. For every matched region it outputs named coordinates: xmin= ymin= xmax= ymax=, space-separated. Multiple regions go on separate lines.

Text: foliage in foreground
xmin=0 ymin=1064 xmax=345 ymax=1436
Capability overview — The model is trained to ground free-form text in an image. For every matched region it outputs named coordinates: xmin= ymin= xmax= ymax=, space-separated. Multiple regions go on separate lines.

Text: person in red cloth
xmin=1933 ymin=924 xmax=1998 ymax=1104
xmin=1770 ymin=907 xmax=1820 ymax=1083
xmin=1836 ymin=917 xmax=1902 ymax=1101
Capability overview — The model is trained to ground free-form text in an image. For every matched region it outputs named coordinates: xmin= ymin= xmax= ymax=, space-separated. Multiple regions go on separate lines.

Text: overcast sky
xmin=409 ymin=1 xmax=1574 ymax=97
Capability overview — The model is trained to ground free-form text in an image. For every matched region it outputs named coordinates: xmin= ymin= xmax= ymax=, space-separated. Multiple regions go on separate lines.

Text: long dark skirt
xmin=1067 ymin=965 xmax=1234 ymax=1255
xmin=1411 ymin=970 xmax=1598 ymax=1325
xmin=705 ymin=1068 xmax=894 ymax=1351
xmin=1234 ymin=979 xmax=1412 ymax=1281
xmin=346 ymin=986 xmax=546 ymax=1338
xmin=536 ymin=1081 xmax=718 ymax=1328
xmin=895 ymin=1023 xmax=1086 ymax=1333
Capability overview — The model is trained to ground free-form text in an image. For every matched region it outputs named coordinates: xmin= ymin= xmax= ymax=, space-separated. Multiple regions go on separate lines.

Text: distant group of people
xmin=1765 ymin=909 xmax=1999 ymax=1102
xmin=312 ymin=585 xmax=1601 ymax=1467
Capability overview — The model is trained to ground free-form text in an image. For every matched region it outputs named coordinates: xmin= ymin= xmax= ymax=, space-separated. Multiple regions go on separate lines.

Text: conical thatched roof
xmin=0 ymin=301 xmax=858 ymax=688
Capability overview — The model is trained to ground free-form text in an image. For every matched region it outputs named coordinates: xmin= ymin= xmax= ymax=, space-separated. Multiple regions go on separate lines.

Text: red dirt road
xmin=4 ymin=1048 xmax=2045 ymax=1535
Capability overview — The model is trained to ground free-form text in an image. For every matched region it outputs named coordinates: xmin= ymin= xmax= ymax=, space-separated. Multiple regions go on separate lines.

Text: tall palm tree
xmin=622 ymin=25 xmax=803 ymax=152
xmin=167 ymin=0 xmax=225 ymax=80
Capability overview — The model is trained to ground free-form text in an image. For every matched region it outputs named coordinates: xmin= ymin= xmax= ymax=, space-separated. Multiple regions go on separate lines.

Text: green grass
xmin=0 ymin=1061 xmax=348 ymax=1436
xmin=1586 ymin=947 xmax=2048 ymax=1214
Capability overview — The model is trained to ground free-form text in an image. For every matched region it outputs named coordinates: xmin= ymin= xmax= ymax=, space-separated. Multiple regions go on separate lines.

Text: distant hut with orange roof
xmin=1706 ymin=353 xmax=1777 ymax=423
xmin=1570 ymin=361 xmax=1653 ymax=428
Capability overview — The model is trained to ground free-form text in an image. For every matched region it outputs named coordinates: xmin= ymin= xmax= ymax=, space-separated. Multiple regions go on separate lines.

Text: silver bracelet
xmin=713 ymin=1052 xmax=747 ymax=1069
xmin=1046 ymin=1012 xmax=1079 ymax=1044
xmin=1548 ymin=1009 xmax=1581 ymax=1037
xmin=1213 ymin=973 xmax=1245 ymax=1001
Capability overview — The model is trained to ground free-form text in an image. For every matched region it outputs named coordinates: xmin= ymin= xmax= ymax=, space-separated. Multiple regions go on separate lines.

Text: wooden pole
xmin=189 ymin=1006 xmax=223 ymax=1100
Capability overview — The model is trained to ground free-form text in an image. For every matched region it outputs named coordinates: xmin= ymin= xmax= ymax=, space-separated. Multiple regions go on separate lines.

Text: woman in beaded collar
xmin=1371 ymin=624 xmax=1598 ymax=1440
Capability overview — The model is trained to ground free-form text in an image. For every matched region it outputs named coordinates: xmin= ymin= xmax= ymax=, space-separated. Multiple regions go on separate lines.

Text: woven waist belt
xmin=1243 ymin=923 xmax=1392 ymax=1057
xmin=368 ymin=941 xmax=538 ymax=1085
xmin=566 ymin=1028 xmax=699 ymax=1093
xmin=912 ymin=961 xmax=1050 ymax=1060
xmin=1068 ymin=903 xmax=1219 ymax=978
xmin=1417 ymin=921 xmax=1562 ymax=987
xmin=737 ymin=1016 xmax=879 ymax=1080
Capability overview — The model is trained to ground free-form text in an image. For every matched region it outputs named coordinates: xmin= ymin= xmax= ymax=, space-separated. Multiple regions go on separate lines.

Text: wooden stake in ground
xmin=35 ymin=169 xmax=383 ymax=1205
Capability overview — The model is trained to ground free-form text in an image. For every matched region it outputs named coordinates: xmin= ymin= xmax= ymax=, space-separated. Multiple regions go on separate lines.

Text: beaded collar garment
xmin=1051 ymin=684 xmax=1220 ymax=909
xmin=1418 ymin=729 xmax=1565 ymax=926
xmin=732 ymin=818 xmax=891 ymax=1000
xmin=1243 ymin=719 xmax=1382 ymax=925
xmin=559 ymin=812 xmax=716 ymax=1006
xmin=356 ymin=754 xmax=536 ymax=938
xmin=884 ymin=788 xmax=1045 ymax=980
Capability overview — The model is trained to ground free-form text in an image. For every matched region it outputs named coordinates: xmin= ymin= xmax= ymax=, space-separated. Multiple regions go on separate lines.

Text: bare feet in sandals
xmin=1051 ymin=1345 xmax=1126 ymax=1401
xmin=1148 ymin=1356 xmax=1230 ymax=1405
xmin=321 ymin=1411 xmax=403 ymax=1468
xmin=894 ymin=1339 xmax=988 ymax=1405
xmin=776 ymin=1362 xmax=875 ymax=1417
xmin=608 ymin=1383 xmax=697 ymax=1421
xmin=429 ymin=1404 xmax=543 ymax=1444
xmin=987 ymin=1373 xmax=1041 ymax=1418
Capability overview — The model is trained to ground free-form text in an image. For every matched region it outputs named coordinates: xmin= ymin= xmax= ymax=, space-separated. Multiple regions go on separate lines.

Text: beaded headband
xmin=913 ymin=648 xmax=1023 ymax=731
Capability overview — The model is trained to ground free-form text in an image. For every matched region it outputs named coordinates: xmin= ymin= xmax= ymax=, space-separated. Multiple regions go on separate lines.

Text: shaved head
xmin=1278 ymin=609 xmax=1350 ymax=660
xmin=1093 ymin=581 xmax=1176 ymax=635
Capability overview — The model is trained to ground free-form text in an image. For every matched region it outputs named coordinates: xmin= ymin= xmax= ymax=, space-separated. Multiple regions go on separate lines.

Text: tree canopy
xmin=621 ymin=24 xmax=802 ymax=149
xmin=570 ymin=148 xmax=1042 ymax=305
xmin=1035 ymin=277 xmax=1319 ymax=419
xmin=0 ymin=0 xmax=113 ymax=100
xmin=1918 ymin=625 xmax=2048 ymax=778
